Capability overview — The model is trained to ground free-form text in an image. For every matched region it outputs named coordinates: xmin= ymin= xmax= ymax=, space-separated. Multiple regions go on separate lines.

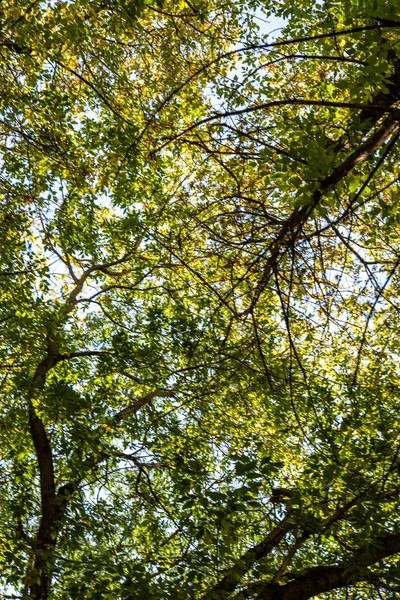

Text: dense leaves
xmin=1 ymin=0 xmax=400 ymax=598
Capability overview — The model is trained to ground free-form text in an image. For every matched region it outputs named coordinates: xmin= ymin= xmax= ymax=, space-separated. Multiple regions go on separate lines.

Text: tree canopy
xmin=1 ymin=0 xmax=400 ymax=598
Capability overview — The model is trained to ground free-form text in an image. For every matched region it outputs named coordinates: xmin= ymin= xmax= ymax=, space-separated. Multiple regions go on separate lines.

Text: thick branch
xmin=245 ymin=112 xmax=400 ymax=314
xmin=26 ymin=342 xmax=112 ymax=596
xmin=28 ymin=342 xmax=62 ymax=529
xmin=256 ymin=533 xmax=400 ymax=600
xmin=114 ymin=389 xmax=176 ymax=421
xmin=202 ymin=512 xmax=293 ymax=599
xmin=27 ymin=342 xmax=62 ymax=598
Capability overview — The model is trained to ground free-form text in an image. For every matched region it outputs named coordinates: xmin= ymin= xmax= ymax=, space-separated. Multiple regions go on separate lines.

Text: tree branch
xmin=256 ymin=533 xmax=400 ymax=600
xmin=26 ymin=341 xmax=62 ymax=598
xmin=245 ymin=111 xmax=400 ymax=314
xmin=202 ymin=512 xmax=293 ymax=599
xmin=114 ymin=389 xmax=176 ymax=421
xmin=158 ymin=101 xmax=400 ymax=151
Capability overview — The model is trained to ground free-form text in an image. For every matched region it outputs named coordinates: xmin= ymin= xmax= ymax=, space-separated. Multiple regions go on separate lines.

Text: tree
xmin=1 ymin=0 xmax=400 ymax=598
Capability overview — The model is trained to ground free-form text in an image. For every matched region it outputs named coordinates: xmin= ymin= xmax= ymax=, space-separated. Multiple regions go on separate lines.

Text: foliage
xmin=0 ymin=0 xmax=400 ymax=598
